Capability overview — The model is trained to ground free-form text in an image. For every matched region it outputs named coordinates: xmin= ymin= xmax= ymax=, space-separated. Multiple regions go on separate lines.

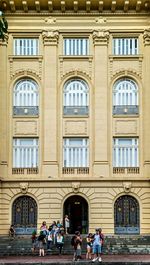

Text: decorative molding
xmin=115 ymin=120 xmax=137 ymax=135
xmin=10 ymin=68 xmax=41 ymax=80
xmin=95 ymin=17 xmax=107 ymax=24
xmin=111 ymin=68 xmax=142 ymax=80
xmin=92 ymin=29 xmax=109 ymax=45
xmin=42 ymin=30 xmax=59 ymax=45
xmin=123 ymin=182 xmax=132 ymax=193
xmin=44 ymin=16 xmax=56 ymax=24
xmin=72 ymin=182 xmax=80 ymax=193
xmin=64 ymin=120 xmax=88 ymax=135
xmin=14 ymin=120 xmax=38 ymax=136
xmin=20 ymin=182 xmax=29 ymax=194
xmin=62 ymin=68 xmax=91 ymax=80
xmin=143 ymin=28 xmax=150 ymax=46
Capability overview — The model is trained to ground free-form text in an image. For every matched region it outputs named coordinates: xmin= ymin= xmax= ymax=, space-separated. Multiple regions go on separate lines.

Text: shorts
xmin=93 ymin=244 xmax=101 ymax=254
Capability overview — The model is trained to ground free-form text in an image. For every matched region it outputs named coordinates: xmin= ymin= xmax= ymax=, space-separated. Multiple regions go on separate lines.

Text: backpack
xmin=71 ymin=235 xmax=76 ymax=246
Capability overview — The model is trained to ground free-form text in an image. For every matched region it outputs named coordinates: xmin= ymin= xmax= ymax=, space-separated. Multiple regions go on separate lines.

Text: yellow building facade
xmin=0 ymin=0 xmax=150 ymax=236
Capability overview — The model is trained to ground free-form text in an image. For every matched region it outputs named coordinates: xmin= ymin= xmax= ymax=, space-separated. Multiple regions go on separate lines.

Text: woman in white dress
xmin=64 ymin=215 xmax=70 ymax=234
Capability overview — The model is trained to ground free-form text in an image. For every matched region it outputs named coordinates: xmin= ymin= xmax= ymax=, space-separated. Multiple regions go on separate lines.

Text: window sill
xmin=59 ymin=55 xmax=93 ymax=61
xmin=9 ymin=55 xmax=43 ymax=60
xmin=109 ymin=54 xmax=143 ymax=60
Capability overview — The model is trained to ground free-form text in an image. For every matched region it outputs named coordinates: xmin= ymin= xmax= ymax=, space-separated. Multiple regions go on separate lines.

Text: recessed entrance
xmin=64 ymin=195 xmax=88 ymax=234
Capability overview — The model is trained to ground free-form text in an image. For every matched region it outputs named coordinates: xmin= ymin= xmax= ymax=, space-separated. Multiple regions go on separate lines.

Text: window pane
xmin=13 ymin=138 xmax=38 ymax=168
xmin=14 ymin=38 xmax=39 ymax=56
xmin=113 ymin=38 xmax=138 ymax=55
xmin=64 ymin=38 xmax=89 ymax=56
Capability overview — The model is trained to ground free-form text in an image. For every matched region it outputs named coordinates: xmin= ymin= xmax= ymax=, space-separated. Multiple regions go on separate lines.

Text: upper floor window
xmin=14 ymin=38 xmax=39 ymax=56
xmin=113 ymin=38 xmax=138 ymax=55
xmin=63 ymin=79 xmax=89 ymax=116
xmin=13 ymin=79 xmax=39 ymax=116
xmin=63 ymin=138 xmax=89 ymax=168
xmin=64 ymin=38 xmax=89 ymax=56
xmin=113 ymin=78 xmax=139 ymax=115
xmin=113 ymin=138 xmax=139 ymax=168
xmin=13 ymin=138 xmax=38 ymax=168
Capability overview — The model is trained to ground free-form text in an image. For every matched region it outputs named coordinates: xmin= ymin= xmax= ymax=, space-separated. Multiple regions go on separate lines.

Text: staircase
xmin=0 ymin=235 xmax=150 ymax=256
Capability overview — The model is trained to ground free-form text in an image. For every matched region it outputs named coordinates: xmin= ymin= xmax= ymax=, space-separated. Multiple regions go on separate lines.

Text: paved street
xmin=0 ymin=255 xmax=150 ymax=264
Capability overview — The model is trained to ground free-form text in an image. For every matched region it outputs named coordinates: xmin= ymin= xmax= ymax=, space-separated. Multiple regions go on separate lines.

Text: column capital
xmin=143 ymin=28 xmax=150 ymax=46
xmin=0 ymin=33 xmax=9 ymax=46
xmin=42 ymin=30 xmax=59 ymax=45
xmin=92 ymin=29 xmax=109 ymax=45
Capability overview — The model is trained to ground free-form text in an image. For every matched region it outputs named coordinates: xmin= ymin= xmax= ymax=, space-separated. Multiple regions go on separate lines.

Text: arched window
xmin=63 ymin=79 xmax=89 ymax=115
xmin=13 ymin=79 xmax=39 ymax=115
xmin=113 ymin=78 xmax=139 ymax=115
xmin=12 ymin=195 xmax=37 ymax=235
xmin=114 ymin=195 xmax=140 ymax=234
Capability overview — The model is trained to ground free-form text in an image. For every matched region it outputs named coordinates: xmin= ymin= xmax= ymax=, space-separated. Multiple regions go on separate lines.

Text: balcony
xmin=12 ymin=167 xmax=39 ymax=174
xmin=113 ymin=167 xmax=139 ymax=174
xmin=13 ymin=106 xmax=39 ymax=116
xmin=62 ymin=167 xmax=89 ymax=174
xmin=63 ymin=106 xmax=89 ymax=116
xmin=113 ymin=105 xmax=139 ymax=115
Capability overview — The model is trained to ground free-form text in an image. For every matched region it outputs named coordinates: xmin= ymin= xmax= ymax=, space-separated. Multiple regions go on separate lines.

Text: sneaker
xmin=99 ymin=257 xmax=102 ymax=262
xmin=92 ymin=257 xmax=98 ymax=262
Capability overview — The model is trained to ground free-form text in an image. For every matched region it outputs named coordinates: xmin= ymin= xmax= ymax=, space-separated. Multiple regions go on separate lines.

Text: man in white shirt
xmin=92 ymin=228 xmax=102 ymax=262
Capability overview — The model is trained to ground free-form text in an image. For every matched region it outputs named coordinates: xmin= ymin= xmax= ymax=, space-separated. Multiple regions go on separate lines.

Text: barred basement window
xmin=113 ymin=38 xmax=138 ymax=55
xmin=14 ymin=38 xmax=39 ymax=56
xmin=13 ymin=138 xmax=39 ymax=168
xmin=63 ymin=138 xmax=89 ymax=167
xmin=64 ymin=38 xmax=89 ymax=56
xmin=113 ymin=138 xmax=139 ymax=168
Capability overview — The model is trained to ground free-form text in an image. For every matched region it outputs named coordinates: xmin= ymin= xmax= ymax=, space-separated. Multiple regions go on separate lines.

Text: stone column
xmin=92 ymin=30 xmax=109 ymax=177
xmin=0 ymin=35 xmax=8 ymax=177
xmin=143 ymin=29 xmax=150 ymax=177
xmin=42 ymin=30 xmax=59 ymax=177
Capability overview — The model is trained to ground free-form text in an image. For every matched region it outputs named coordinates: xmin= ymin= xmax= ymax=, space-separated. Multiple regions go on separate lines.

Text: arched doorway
xmin=114 ymin=195 xmax=140 ymax=234
xmin=12 ymin=195 xmax=37 ymax=235
xmin=64 ymin=195 xmax=88 ymax=234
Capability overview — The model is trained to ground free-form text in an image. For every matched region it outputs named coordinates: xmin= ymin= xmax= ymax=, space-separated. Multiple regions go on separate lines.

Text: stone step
xmin=0 ymin=235 xmax=150 ymax=256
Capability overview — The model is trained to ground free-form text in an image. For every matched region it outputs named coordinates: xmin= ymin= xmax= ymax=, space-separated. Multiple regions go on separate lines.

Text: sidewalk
xmin=0 ymin=255 xmax=150 ymax=264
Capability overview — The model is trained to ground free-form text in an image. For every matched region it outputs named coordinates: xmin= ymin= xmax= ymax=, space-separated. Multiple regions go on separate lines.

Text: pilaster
xmin=42 ymin=30 xmax=59 ymax=177
xmin=92 ymin=30 xmax=110 ymax=177
xmin=0 ymin=35 xmax=9 ymax=177
xmin=143 ymin=29 xmax=150 ymax=177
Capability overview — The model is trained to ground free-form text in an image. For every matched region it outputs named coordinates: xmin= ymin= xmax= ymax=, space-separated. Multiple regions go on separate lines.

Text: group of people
xmin=32 ymin=219 xmax=67 ymax=257
xmin=71 ymin=228 xmax=104 ymax=262
xmin=9 ymin=216 xmax=104 ymax=262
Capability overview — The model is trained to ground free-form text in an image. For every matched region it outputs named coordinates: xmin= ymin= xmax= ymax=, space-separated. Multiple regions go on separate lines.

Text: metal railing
xmin=113 ymin=105 xmax=139 ymax=115
xmin=12 ymin=167 xmax=39 ymax=174
xmin=113 ymin=167 xmax=139 ymax=174
xmin=63 ymin=106 xmax=89 ymax=116
xmin=62 ymin=167 xmax=89 ymax=174
xmin=13 ymin=106 xmax=39 ymax=116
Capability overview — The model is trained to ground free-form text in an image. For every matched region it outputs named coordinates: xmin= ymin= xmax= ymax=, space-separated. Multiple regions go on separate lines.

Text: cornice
xmin=1 ymin=0 xmax=150 ymax=15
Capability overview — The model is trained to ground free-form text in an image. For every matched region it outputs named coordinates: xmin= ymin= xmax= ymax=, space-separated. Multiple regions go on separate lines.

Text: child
xmin=56 ymin=232 xmax=64 ymax=255
xmin=86 ymin=233 xmax=93 ymax=260
xmin=71 ymin=231 xmax=82 ymax=261
xmin=47 ymin=226 xmax=53 ymax=251
xmin=64 ymin=215 xmax=70 ymax=234
xmin=31 ymin=230 xmax=37 ymax=253
xmin=38 ymin=231 xmax=46 ymax=257
xmin=9 ymin=225 xmax=15 ymax=239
